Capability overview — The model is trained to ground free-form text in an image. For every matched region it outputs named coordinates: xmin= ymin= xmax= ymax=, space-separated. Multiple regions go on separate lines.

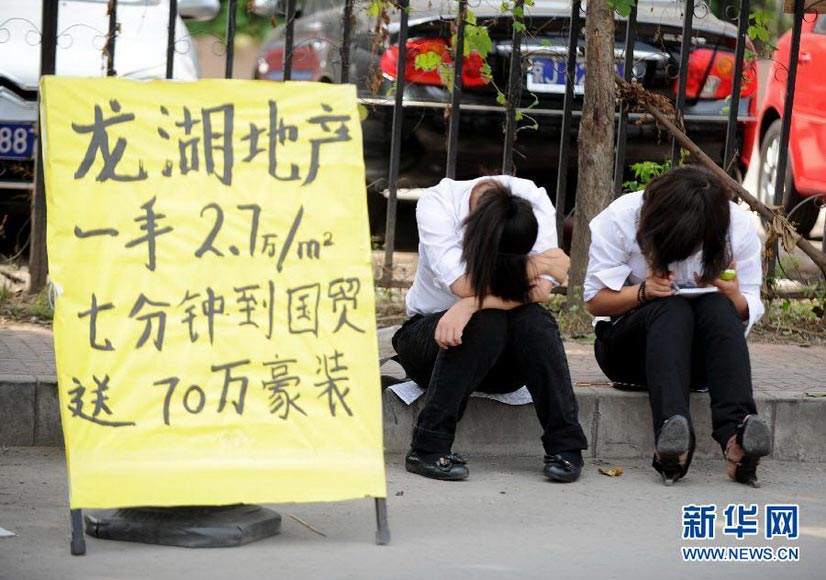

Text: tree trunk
xmin=567 ymin=0 xmax=616 ymax=317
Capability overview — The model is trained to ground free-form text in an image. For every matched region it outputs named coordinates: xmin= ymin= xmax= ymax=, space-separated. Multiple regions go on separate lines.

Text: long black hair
xmin=637 ymin=165 xmax=732 ymax=284
xmin=462 ymin=180 xmax=539 ymax=305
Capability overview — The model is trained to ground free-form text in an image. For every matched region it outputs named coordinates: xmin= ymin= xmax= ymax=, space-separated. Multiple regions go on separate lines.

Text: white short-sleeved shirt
xmin=583 ymin=190 xmax=764 ymax=334
xmin=406 ymin=176 xmax=559 ymax=316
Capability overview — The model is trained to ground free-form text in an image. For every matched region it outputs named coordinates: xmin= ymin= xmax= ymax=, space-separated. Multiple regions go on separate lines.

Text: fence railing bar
xmin=225 ymin=0 xmax=237 ymax=78
xmin=340 ymin=0 xmax=355 ymax=84
xmin=106 ymin=0 xmax=118 ymax=77
xmin=769 ymin=0 xmax=806 ymax=280
xmin=613 ymin=4 xmax=637 ymax=197
xmin=554 ymin=0 xmax=581 ymax=243
xmin=166 ymin=0 xmax=178 ymax=79
xmin=723 ymin=0 xmax=749 ymax=173
xmin=382 ymin=0 xmax=410 ymax=284
xmin=501 ymin=0 xmax=525 ymax=176
xmin=446 ymin=0 xmax=467 ymax=180
xmin=671 ymin=0 xmax=694 ymax=166
xmin=30 ymin=0 xmax=60 ymax=294
xmin=773 ymin=0 xmax=804 ymax=208
xmin=41 ymin=2 xmax=58 ymax=76
xmin=284 ymin=0 xmax=296 ymax=81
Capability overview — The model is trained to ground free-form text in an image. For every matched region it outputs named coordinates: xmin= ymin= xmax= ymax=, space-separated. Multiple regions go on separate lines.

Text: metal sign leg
xmin=374 ymin=498 xmax=390 ymax=545
xmin=70 ymin=509 xmax=86 ymax=556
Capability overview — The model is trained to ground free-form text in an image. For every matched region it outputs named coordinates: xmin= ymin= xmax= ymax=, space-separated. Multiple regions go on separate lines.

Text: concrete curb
xmin=382 ymin=387 xmax=826 ymax=462
xmin=4 ymin=377 xmax=824 ymax=463
xmin=0 ymin=375 xmax=62 ymax=447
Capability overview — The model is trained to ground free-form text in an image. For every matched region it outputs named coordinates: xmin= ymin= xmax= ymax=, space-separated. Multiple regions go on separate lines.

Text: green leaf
xmin=465 ymin=24 xmax=493 ymax=58
xmin=515 ymin=111 xmax=523 ymax=121
xmin=513 ymin=6 xmax=524 ymax=18
xmin=629 ymin=159 xmax=670 ymax=186
xmin=367 ymin=0 xmax=381 ymax=18
xmin=496 ymin=91 xmax=508 ymax=106
xmin=442 ymin=64 xmax=455 ymax=92
xmin=414 ymin=51 xmax=442 ymax=71
xmin=513 ymin=21 xmax=526 ymax=33
xmin=480 ymin=62 xmax=493 ymax=83
xmin=608 ymin=0 xmax=635 ymax=17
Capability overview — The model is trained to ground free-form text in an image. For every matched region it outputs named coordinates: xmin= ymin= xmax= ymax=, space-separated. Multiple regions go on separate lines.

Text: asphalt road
xmin=1 ymin=448 xmax=824 ymax=580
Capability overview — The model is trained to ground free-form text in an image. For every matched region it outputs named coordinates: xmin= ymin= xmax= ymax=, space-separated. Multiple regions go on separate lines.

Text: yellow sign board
xmin=40 ymin=77 xmax=386 ymax=509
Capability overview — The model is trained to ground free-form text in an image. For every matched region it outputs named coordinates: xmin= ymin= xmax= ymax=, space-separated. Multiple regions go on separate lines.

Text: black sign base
xmin=83 ymin=505 xmax=282 ymax=548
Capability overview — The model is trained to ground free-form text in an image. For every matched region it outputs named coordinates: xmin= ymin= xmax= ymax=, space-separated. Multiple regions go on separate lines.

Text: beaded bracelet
xmin=637 ymin=281 xmax=648 ymax=305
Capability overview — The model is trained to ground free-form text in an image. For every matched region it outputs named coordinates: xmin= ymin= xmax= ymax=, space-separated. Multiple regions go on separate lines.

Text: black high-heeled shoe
xmin=725 ymin=415 xmax=771 ymax=488
xmin=653 ymin=415 xmax=692 ymax=486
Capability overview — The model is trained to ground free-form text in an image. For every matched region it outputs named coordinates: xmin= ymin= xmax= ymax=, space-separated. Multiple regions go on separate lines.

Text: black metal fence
xmin=25 ymin=0 xmax=825 ymax=290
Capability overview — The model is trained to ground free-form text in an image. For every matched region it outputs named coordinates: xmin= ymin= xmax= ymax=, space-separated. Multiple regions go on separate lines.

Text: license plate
xmin=527 ymin=57 xmax=624 ymax=95
xmin=0 ymin=122 xmax=37 ymax=160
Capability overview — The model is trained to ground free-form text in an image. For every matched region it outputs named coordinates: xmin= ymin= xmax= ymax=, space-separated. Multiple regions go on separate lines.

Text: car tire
xmin=758 ymin=119 xmax=819 ymax=237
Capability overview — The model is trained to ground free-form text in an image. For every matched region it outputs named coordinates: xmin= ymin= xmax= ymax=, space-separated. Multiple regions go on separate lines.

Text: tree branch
xmin=615 ymin=75 xmax=826 ymax=279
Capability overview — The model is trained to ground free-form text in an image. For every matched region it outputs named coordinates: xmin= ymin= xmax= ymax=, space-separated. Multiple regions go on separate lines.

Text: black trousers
xmin=392 ymin=303 xmax=588 ymax=456
xmin=594 ymin=293 xmax=757 ymax=451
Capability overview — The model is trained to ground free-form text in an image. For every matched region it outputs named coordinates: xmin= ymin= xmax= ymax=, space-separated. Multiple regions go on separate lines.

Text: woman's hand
xmin=695 ymin=262 xmax=749 ymax=320
xmin=699 ymin=262 xmax=740 ymax=298
xmin=435 ymin=298 xmax=478 ymax=349
xmin=645 ymin=271 xmax=676 ymax=300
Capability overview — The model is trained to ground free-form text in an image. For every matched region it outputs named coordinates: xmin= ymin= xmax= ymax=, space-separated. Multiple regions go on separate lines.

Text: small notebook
xmin=672 ymin=284 xmax=718 ymax=298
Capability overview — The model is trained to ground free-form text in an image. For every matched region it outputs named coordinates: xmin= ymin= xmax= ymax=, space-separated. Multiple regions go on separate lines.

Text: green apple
xmin=719 ymin=269 xmax=736 ymax=281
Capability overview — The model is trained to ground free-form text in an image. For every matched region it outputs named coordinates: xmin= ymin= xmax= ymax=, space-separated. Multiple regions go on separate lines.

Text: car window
xmin=816 ymin=15 xmax=826 ymax=34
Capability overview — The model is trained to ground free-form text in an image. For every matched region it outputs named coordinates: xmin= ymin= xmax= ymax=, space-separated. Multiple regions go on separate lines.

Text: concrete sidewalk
xmin=1 ymin=325 xmax=825 ymax=461
xmin=1 ymin=448 xmax=825 ymax=580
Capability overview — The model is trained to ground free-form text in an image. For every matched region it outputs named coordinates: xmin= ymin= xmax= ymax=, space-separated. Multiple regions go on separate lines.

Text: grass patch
xmin=373 ymin=284 xmax=826 ymax=345
xmin=543 ymin=294 xmax=596 ymax=341
xmin=751 ymin=294 xmax=826 ymax=344
xmin=374 ymin=286 xmax=407 ymax=328
xmin=0 ymin=285 xmax=54 ymax=323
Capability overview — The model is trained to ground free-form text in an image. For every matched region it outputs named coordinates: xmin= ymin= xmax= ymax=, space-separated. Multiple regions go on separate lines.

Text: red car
xmin=758 ymin=15 xmax=826 ymax=237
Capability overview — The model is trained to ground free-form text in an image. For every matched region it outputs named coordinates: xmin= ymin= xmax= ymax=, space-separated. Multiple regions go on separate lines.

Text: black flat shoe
xmin=405 ymin=450 xmax=469 ymax=481
xmin=543 ymin=453 xmax=583 ymax=483
xmin=725 ymin=415 xmax=771 ymax=488
xmin=654 ymin=414 xmax=691 ymax=486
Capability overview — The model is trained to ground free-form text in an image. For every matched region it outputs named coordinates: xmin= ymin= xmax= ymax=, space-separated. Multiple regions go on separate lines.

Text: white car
xmin=0 ymin=0 xmax=218 ymax=207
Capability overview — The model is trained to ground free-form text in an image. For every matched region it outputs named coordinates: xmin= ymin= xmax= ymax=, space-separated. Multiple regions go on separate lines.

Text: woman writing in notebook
xmin=583 ymin=165 xmax=771 ymax=487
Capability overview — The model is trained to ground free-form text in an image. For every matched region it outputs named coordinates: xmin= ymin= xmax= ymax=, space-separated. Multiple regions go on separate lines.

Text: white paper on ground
xmin=387 ymin=381 xmax=534 ymax=406
xmin=0 ymin=527 xmax=16 ymax=538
